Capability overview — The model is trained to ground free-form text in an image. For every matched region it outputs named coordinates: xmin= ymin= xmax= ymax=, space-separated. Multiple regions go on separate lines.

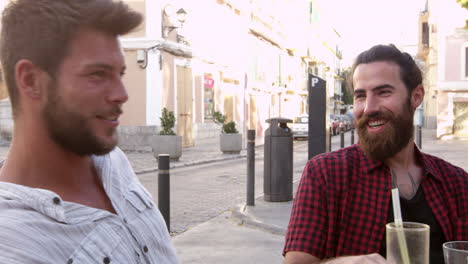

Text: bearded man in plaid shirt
xmin=283 ymin=44 xmax=468 ymax=264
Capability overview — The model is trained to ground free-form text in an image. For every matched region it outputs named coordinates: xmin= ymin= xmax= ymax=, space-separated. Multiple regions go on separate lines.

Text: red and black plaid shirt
xmin=283 ymin=144 xmax=468 ymax=259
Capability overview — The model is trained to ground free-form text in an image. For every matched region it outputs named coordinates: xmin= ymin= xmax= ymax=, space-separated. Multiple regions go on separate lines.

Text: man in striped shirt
xmin=0 ymin=0 xmax=178 ymax=263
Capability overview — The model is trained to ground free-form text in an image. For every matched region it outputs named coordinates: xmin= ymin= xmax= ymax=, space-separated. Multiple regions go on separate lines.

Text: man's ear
xmin=411 ymin=84 xmax=425 ymax=109
xmin=15 ymin=59 xmax=47 ymax=100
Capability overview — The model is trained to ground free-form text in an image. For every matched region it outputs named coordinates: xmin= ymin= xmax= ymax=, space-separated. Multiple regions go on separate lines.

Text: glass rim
xmin=386 ymin=221 xmax=430 ymax=231
xmin=443 ymin=241 xmax=468 ymax=253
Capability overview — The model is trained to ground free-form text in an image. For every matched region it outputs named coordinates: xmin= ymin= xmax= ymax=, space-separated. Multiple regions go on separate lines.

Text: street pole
xmin=247 ymin=130 xmax=255 ymax=206
xmin=351 ymin=128 xmax=355 ymax=145
xmin=340 ymin=129 xmax=345 ymax=149
xmin=158 ymin=154 xmax=170 ymax=232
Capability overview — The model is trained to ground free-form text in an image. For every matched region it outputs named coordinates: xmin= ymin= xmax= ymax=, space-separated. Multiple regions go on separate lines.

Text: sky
xmin=319 ymin=0 xmax=426 ymax=66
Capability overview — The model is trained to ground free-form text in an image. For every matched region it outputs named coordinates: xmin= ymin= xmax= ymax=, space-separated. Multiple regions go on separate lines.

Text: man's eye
xmin=379 ymin=90 xmax=391 ymax=96
xmin=91 ymin=71 xmax=106 ymax=78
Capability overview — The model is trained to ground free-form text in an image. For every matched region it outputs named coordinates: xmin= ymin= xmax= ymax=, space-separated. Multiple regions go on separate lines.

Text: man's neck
xmin=385 ymin=141 xmax=416 ymax=170
xmin=385 ymin=139 xmax=424 ymax=199
xmin=0 ymin=125 xmax=97 ymax=194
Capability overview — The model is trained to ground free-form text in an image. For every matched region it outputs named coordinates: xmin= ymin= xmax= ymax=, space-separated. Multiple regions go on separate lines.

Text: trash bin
xmin=264 ymin=117 xmax=293 ymax=202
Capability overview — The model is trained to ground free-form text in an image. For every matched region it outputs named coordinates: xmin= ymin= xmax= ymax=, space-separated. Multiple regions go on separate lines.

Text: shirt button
xmin=103 ymin=257 xmax=110 ymax=264
xmin=143 ymin=245 xmax=148 ymax=253
xmin=67 ymin=259 xmax=73 ymax=264
xmin=53 ymin=197 xmax=61 ymax=205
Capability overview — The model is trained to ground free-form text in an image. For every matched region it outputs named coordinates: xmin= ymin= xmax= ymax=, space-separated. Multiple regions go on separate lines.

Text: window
xmin=465 ymin=47 xmax=468 ymax=78
xmin=462 ymin=43 xmax=468 ymax=80
xmin=422 ymin=22 xmax=429 ymax=47
xmin=203 ymin=74 xmax=215 ymax=120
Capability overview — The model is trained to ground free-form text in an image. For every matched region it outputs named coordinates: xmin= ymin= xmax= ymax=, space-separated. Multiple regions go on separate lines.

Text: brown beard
xmin=43 ymin=81 xmax=121 ymax=156
xmin=356 ymin=100 xmax=414 ymax=161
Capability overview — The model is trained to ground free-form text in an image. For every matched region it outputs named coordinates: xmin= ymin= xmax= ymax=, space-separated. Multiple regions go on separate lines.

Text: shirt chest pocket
xmin=124 ymin=182 xmax=154 ymax=213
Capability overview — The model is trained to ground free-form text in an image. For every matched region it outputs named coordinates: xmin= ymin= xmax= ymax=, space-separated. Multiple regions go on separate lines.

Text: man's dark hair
xmin=0 ymin=0 xmax=143 ymax=118
xmin=350 ymin=44 xmax=422 ymax=94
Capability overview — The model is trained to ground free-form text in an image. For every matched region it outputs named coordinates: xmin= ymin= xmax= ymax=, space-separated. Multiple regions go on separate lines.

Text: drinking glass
xmin=386 ymin=222 xmax=430 ymax=264
xmin=443 ymin=241 xmax=468 ymax=264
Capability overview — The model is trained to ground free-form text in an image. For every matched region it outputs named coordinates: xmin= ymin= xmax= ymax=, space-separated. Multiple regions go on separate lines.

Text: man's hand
xmin=284 ymin=252 xmax=388 ymax=264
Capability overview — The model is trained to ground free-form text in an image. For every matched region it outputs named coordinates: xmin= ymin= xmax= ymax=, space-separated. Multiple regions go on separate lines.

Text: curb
xmin=230 ymin=204 xmax=287 ymax=236
xmin=134 ymin=153 xmax=248 ymax=175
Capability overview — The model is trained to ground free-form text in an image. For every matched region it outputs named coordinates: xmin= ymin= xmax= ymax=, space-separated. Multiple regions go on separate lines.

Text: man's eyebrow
xmin=353 ymin=84 xmax=395 ymax=95
xmin=83 ymin=63 xmax=126 ymax=72
xmin=372 ymin=84 xmax=395 ymax=91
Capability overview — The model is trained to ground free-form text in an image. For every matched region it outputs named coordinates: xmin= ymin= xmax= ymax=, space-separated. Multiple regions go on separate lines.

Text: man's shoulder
xmin=0 ymin=203 xmax=65 ymax=263
xmin=421 ymin=152 xmax=468 ymax=178
xmin=0 ymin=200 xmax=49 ymax=244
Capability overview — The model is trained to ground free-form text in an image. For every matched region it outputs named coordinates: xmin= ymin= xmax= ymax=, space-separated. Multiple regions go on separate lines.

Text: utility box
xmin=264 ymin=117 xmax=293 ymax=202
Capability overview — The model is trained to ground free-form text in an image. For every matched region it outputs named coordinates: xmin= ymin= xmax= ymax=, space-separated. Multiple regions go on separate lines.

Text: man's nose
xmin=108 ymin=79 xmax=129 ymax=104
xmin=363 ymin=95 xmax=379 ymax=115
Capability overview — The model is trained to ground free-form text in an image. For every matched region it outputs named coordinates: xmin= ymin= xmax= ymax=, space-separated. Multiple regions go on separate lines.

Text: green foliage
xmin=159 ymin=108 xmax=176 ymax=135
xmin=213 ymin=111 xmax=225 ymax=125
xmin=223 ymin=121 xmax=239 ymax=134
xmin=457 ymin=0 xmax=468 ymax=28
xmin=213 ymin=111 xmax=238 ymax=134
xmin=457 ymin=0 xmax=468 ymax=9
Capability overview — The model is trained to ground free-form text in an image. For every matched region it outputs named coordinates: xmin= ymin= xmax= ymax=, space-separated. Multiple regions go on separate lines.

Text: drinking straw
xmin=392 ymin=188 xmax=410 ymax=264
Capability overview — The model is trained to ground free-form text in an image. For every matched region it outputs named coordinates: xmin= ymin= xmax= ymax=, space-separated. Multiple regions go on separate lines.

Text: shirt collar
xmin=358 ymin=143 xmax=441 ymax=180
xmin=356 ymin=144 xmax=386 ymax=173
xmin=414 ymin=146 xmax=443 ymax=181
xmin=0 ymin=182 xmax=67 ymax=222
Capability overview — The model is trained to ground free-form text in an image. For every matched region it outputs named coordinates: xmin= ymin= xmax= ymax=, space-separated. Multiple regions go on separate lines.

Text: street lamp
xmin=162 ymin=5 xmax=187 ymax=38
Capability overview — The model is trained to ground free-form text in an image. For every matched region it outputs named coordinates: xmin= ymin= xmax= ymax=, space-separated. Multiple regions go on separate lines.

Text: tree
xmin=339 ymin=67 xmax=353 ymax=105
xmin=457 ymin=0 xmax=468 ymax=28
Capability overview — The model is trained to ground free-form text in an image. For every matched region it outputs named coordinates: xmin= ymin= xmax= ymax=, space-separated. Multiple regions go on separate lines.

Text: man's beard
xmin=43 ymin=84 xmax=121 ymax=156
xmin=356 ymin=100 xmax=414 ymax=161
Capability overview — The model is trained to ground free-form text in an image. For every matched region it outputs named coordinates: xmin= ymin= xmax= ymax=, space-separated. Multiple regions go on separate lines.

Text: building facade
xmin=417 ymin=0 xmax=468 ymax=138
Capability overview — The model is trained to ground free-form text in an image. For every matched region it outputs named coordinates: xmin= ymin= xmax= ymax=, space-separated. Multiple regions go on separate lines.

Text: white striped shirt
xmin=0 ymin=148 xmax=178 ymax=264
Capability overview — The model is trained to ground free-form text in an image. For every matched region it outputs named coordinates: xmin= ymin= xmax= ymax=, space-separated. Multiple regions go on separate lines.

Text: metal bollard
xmin=351 ymin=128 xmax=355 ymax=145
xmin=247 ymin=130 xmax=255 ymax=206
xmin=329 ymin=127 xmax=332 ymax=152
xmin=416 ymin=125 xmax=422 ymax=149
xmin=158 ymin=154 xmax=170 ymax=232
xmin=340 ymin=129 xmax=345 ymax=148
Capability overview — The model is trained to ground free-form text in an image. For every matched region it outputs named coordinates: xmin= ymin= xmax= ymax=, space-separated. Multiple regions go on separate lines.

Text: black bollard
xmin=329 ymin=127 xmax=332 ymax=152
xmin=340 ymin=129 xmax=345 ymax=148
xmin=158 ymin=154 xmax=170 ymax=232
xmin=351 ymin=128 xmax=355 ymax=145
xmin=247 ymin=130 xmax=255 ymax=206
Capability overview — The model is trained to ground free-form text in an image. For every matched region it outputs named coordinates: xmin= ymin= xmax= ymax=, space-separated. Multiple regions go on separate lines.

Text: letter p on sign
xmin=311 ymin=78 xmax=319 ymax=87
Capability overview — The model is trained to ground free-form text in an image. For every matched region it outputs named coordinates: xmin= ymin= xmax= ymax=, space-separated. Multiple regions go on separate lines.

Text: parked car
xmin=290 ymin=115 xmax=308 ymax=140
xmin=337 ymin=115 xmax=351 ymax=132
xmin=345 ymin=112 xmax=355 ymax=129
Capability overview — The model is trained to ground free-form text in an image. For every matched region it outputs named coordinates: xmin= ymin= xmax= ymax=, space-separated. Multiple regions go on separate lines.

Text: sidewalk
xmin=125 ymin=136 xmax=264 ymax=175
xmin=172 ymin=128 xmax=468 ymax=264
